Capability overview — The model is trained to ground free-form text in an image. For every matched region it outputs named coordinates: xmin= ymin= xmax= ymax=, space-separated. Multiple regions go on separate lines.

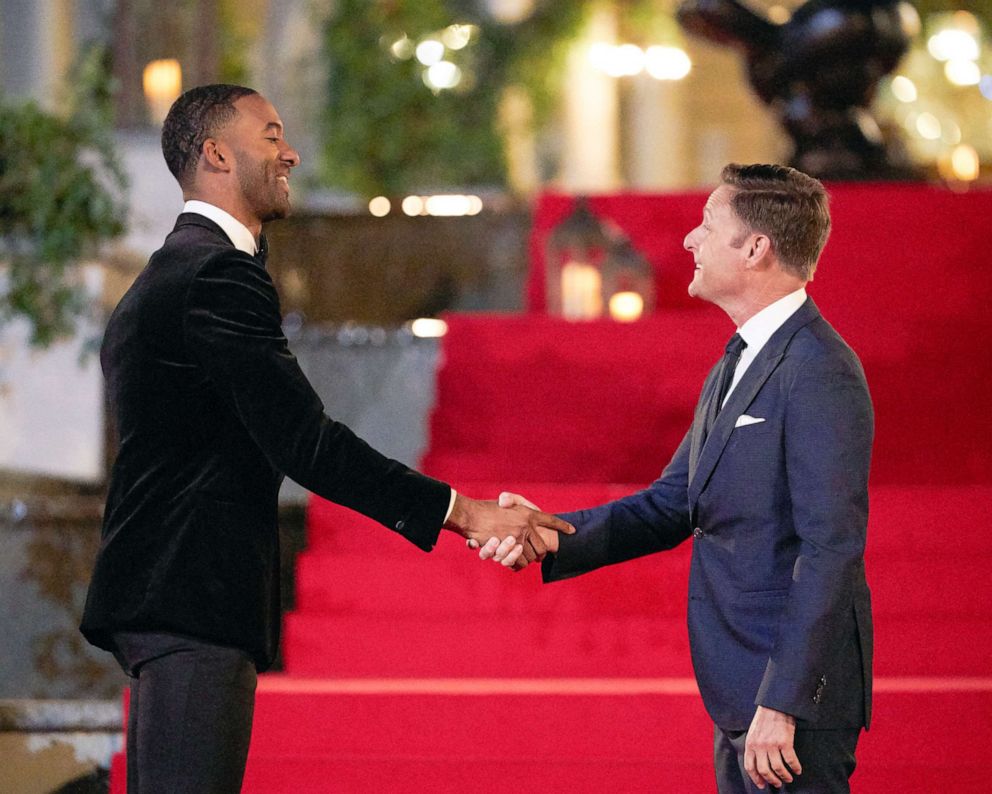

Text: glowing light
xmin=486 ymin=0 xmax=535 ymax=24
xmin=368 ymin=196 xmax=391 ymax=217
xmin=645 ymin=46 xmax=691 ymax=81
xmin=560 ymin=261 xmax=602 ymax=320
xmin=898 ymin=2 xmax=922 ymax=39
xmin=927 ymin=29 xmax=979 ymax=62
xmin=915 ymin=112 xmax=942 ymax=140
xmin=424 ymin=61 xmax=462 ymax=90
xmin=390 ymin=35 xmax=415 ymax=60
xmin=615 ymin=44 xmax=645 ymax=77
xmin=401 ymin=196 xmax=425 ymax=216
xmin=945 ymin=59 xmax=981 ymax=86
xmin=608 ymin=291 xmax=644 ymax=322
xmin=951 ymin=144 xmax=981 ymax=181
xmin=143 ymin=59 xmax=182 ymax=123
xmin=589 ymin=43 xmax=644 ymax=77
xmin=415 ymin=39 xmax=445 ymax=66
xmin=421 ymin=194 xmax=480 ymax=216
xmin=768 ymin=5 xmax=791 ymax=24
xmin=890 ymin=75 xmax=918 ymax=103
xmin=410 ymin=318 xmax=449 ymax=338
xmin=442 ymin=24 xmax=474 ymax=50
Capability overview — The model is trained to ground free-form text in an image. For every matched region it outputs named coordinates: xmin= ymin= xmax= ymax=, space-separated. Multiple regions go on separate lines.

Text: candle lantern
xmin=545 ymin=198 xmax=611 ymax=320
xmin=603 ymin=237 xmax=656 ymax=322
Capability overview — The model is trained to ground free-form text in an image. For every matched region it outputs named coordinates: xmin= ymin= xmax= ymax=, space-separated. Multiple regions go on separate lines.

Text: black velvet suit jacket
xmin=81 ymin=214 xmax=450 ymax=669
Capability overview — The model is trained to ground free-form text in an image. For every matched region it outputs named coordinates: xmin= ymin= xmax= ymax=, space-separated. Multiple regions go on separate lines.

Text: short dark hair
xmin=161 ymin=84 xmax=257 ymax=188
xmin=721 ymin=163 xmax=831 ymax=281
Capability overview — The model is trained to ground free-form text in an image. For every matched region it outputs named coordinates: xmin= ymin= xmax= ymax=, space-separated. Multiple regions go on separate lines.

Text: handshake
xmin=443 ymin=491 xmax=569 ymax=571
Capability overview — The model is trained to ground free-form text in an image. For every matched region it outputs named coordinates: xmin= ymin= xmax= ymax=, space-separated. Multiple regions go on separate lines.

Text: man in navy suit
xmin=484 ymin=164 xmax=874 ymax=792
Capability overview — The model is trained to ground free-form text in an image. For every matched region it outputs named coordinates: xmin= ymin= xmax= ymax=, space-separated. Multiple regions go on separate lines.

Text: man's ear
xmin=744 ymin=233 xmax=772 ymax=269
xmin=201 ymin=138 xmax=231 ymax=173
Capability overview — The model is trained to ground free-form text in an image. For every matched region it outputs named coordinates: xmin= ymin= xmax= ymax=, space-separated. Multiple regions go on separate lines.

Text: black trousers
xmin=714 ymin=723 xmax=860 ymax=794
xmin=113 ymin=631 xmax=257 ymax=794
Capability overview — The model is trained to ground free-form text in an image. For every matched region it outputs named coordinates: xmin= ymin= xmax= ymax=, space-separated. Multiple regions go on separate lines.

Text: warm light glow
xmin=401 ymin=196 xmax=425 ymax=216
xmin=486 ymin=0 xmax=535 ymax=25
xmin=927 ymin=29 xmax=980 ymax=62
xmin=615 ymin=44 xmax=645 ymax=77
xmin=645 ymin=46 xmax=691 ymax=81
xmin=560 ymin=261 xmax=602 ymax=320
xmin=424 ymin=61 xmax=462 ymax=90
xmin=890 ymin=75 xmax=918 ymax=103
xmin=767 ymin=5 xmax=791 ymax=24
xmin=951 ymin=144 xmax=981 ymax=181
xmin=898 ymin=2 xmax=922 ymax=39
xmin=442 ymin=24 xmax=474 ymax=50
xmin=915 ymin=112 xmax=942 ymax=140
xmin=410 ymin=318 xmax=449 ymax=338
xmin=143 ymin=59 xmax=182 ymax=123
xmin=368 ymin=196 xmax=391 ymax=217
xmin=945 ymin=59 xmax=981 ymax=86
xmin=466 ymin=196 xmax=484 ymax=216
xmin=423 ymin=194 xmax=479 ymax=216
xmin=390 ymin=35 xmax=415 ymax=60
xmin=608 ymin=291 xmax=644 ymax=322
xmin=416 ymin=39 xmax=445 ymax=66
xmin=589 ymin=43 xmax=644 ymax=77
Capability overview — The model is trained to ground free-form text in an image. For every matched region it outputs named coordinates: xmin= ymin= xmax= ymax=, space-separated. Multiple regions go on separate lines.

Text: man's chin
xmin=261 ymin=202 xmax=292 ymax=223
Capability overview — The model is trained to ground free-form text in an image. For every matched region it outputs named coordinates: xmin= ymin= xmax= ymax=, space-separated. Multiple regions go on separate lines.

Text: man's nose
xmin=684 ymin=230 xmax=696 ymax=251
xmin=281 ymin=143 xmax=301 ymax=168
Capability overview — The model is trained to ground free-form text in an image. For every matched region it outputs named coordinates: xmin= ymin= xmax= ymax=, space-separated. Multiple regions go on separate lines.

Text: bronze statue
xmin=677 ymin=0 xmax=920 ymax=179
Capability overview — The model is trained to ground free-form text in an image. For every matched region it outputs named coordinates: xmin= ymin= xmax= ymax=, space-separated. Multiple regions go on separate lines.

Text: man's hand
xmin=744 ymin=706 xmax=802 ymax=790
xmin=471 ymin=492 xmax=560 ymax=570
xmin=444 ymin=492 xmax=573 ymax=565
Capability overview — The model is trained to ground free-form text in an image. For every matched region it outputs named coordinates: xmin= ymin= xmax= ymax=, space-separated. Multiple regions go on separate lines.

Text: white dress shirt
xmin=722 ymin=288 xmax=808 ymax=407
xmin=183 ymin=200 xmax=259 ymax=255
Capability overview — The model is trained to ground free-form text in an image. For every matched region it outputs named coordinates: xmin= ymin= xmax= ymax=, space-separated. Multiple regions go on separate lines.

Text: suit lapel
xmin=688 ymin=298 xmax=822 ymax=508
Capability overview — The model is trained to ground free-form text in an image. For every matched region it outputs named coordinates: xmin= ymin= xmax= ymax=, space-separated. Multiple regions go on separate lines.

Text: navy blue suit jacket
xmin=543 ymin=298 xmax=874 ymax=731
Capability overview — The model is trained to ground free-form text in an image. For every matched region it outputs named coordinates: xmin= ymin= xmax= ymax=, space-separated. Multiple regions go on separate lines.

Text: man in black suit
xmin=81 ymin=84 xmax=572 ymax=793
xmin=484 ymin=165 xmax=873 ymax=793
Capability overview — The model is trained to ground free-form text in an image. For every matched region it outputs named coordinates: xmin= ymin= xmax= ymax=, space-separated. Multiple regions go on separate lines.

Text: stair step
xmin=283 ymin=614 xmax=694 ymax=678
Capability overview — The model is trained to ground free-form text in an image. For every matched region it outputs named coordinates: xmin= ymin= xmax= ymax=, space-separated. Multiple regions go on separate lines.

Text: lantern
xmin=545 ymin=198 xmax=611 ymax=320
xmin=603 ymin=238 xmax=656 ymax=322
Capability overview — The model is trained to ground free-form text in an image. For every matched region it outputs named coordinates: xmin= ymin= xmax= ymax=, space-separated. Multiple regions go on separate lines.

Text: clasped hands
xmin=445 ymin=491 xmax=567 ymax=568
xmin=445 ymin=491 xmax=556 ymax=570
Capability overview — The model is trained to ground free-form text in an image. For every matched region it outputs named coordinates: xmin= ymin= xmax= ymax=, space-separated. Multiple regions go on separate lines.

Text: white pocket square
xmin=734 ymin=414 xmax=766 ymax=428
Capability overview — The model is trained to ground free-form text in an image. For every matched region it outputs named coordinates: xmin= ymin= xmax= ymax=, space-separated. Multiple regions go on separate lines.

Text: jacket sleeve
xmin=183 ymin=249 xmax=450 ymax=551
xmin=542 ymin=427 xmax=694 ymax=582
xmin=755 ymin=351 xmax=874 ymax=719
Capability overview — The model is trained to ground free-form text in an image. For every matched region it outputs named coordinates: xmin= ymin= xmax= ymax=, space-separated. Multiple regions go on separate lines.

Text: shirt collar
xmin=737 ymin=287 xmax=808 ymax=355
xmin=182 ymin=200 xmax=258 ymax=256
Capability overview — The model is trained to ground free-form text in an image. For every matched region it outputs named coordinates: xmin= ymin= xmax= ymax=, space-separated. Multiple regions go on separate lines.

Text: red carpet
xmin=110 ymin=187 xmax=992 ymax=792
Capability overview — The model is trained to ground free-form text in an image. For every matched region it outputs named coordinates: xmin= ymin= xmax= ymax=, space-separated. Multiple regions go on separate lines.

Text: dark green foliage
xmin=0 ymin=46 xmax=127 ymax=347
xmin=321 ymin=0 xmax=587 ymax=196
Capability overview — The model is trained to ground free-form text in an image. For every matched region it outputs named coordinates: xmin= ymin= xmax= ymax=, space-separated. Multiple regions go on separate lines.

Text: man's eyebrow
xmin=263 ymin=122 xmax=283 ymax=133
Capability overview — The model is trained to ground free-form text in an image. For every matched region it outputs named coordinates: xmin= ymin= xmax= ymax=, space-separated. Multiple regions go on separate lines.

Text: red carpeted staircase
xmin=110 ymin=187 xmax=992 ymax=792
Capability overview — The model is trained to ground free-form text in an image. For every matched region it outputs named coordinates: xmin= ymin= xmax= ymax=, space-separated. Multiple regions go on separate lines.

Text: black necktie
xmin=706 ymin=333 xmax=747 ymax=432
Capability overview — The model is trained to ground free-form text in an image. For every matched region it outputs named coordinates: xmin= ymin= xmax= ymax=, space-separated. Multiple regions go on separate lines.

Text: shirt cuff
xmin=443 ymin=488 xmax=457 ymax=523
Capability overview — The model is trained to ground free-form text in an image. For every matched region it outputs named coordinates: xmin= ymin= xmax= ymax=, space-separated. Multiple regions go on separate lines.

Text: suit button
xmin=693 ymin=527 xmax=704 ymax=538
xmin=395 ymin=520 xmax=405 ymax=531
